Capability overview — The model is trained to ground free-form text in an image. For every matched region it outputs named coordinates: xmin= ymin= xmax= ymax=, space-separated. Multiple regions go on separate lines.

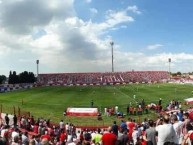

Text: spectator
xmin=11 ymin=128 xmax=19 ymax=142
xmin=170 ymin=114 xmax=183 ymax=144
xmin=13 ymin=114 xmax=17 ymax=127
xmin=117 ymin=128 xmax=129 ymax=145
xmin=11 ymin=136 xmax=20 ymax=145
xmin=21 ymin=132 xmax=29 ymax=145
xmin=112 ymin=121 xmax=118 ymax=136
xmin=127 ymin=118 xmax=135 ymax=141
xmin=40 ymin=138 xmax=49 ymax=145
xmin=182 ymin=112 xmax=190 ymax=135
xmin=4 ymin=114 xmax=9 ymax=126
xmin=156 ymin=114 xmax=176 ymax=145
xmin=102 ymin=126 xmax=117 ymax=145
xmin=59 ymin=120 xmax=65 ymax=132
xmin=120 ymin=120 xmax=127 ymax=132
xmin=181 ymin=123 xmax=193 ymax=145
xmin=92 ymin=128 xmax=102 ymax=144
xmin=83 ymin=132 xmax=92 ymax=145
xmin=145 ymin=119 xmax=156 ymax=145
xmin=132 ymin=126 xmax=139 ymax=145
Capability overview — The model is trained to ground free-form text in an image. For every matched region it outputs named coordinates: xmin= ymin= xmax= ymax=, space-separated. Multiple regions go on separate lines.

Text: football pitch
xmin=0 ymin=83 xmax=193 ymax=127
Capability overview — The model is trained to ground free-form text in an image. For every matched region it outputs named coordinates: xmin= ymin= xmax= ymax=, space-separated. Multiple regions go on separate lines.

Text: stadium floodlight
xmin=168 ymin=58 xmax=171 ymax=79
xmin=110 ymin=41 xmax=114 ymax=73
xmin=36 ymin=60 xmax=39 ymax=82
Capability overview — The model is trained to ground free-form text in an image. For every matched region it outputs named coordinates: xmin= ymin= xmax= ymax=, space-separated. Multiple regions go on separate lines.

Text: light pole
xmin=168 ymin=58 xmax=171 ymax=79
xmin=110 ymin=41 xmax=114 ymax=72
xmin=36 ymin=60 xmax=39 ymax=82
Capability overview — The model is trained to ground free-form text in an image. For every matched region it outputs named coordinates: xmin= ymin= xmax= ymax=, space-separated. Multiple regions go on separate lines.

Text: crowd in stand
xmin=38 ymin=71 xmax=169 ymax=85
xmin=1 ymin=99 xmax=193 ymax=145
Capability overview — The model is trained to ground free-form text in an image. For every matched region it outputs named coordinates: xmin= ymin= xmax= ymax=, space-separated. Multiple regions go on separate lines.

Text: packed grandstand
xmin=38 ymin=71 xmax=169 ymax=86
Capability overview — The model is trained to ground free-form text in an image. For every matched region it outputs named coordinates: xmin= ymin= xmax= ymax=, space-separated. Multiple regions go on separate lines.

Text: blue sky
xmin=0 ymin=0 xmax=193 ymax=76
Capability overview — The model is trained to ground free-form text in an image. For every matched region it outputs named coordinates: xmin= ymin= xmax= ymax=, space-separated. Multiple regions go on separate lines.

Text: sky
xmin=0 ymin=0 xmax=193 ymax=76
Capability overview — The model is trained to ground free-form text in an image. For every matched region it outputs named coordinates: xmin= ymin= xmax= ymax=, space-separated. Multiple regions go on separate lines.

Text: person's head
xmin=148 ymin=119 xmax=154 ymax=127
xmin=41 ymin=138 xmax=49 ymax=145
xmin=186 ymin=123 xmax=193 ymax=132
xmin=13 ymin=136 xmax=19 ymax=143
xmin=97 ymin=128 xmax=101 ymax=134
xmin=170 ymin=114 xmax=178 ymax=123
xmin=35 ymin=135 xmax=40 ymax=141
xmin=113 ymin=121 xmax=116 ymax=125
xmin=183 ymin=112 xmax=189 ymax=119
xmin=163 ymin=114 xmax=170 ymax=124
xmin=128 ymin=117 xmax=132 ymax=121
xmin=107 ymin=126 xmax=112 ymax=132
xmin=29 ymin=139 xmax=35 ymax=145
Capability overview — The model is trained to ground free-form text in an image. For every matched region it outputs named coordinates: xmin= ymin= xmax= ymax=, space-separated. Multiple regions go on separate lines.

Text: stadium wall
xmin=0 ymin=83 xmax=34 ymax=93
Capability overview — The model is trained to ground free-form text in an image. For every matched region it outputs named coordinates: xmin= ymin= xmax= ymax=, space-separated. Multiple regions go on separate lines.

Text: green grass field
xmin=0 ymin=83 xmax=193 ymax=127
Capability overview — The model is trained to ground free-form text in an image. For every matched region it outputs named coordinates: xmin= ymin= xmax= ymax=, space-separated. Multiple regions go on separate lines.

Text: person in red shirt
xmin=33 ymin=123 xmax=39 ymax=134
xmin=102 ymin=126 xmax=117 ymax=145
xmin=60 ymin=129 xmax=67 ymax=142
xmin=126 ymin=118 xmax=135 ymax=141
xmin=41 ymin=131 xmax=51 ymax=141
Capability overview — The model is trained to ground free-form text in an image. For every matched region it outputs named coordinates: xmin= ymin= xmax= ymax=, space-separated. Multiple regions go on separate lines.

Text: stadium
xmin=1 ymin=70 xmax=193 ymax=144
xmin=1 ymin=0 xmax=193 ymax=145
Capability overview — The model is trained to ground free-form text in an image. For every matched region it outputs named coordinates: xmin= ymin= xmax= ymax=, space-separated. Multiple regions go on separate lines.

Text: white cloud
xmin=127 ymin=5 xmax=141 ymax=14
xmin=90 ymin=8 xmax=98 ymax=14
xmin=147 ymin=44 xmax=163 ymax=50
xmin=0 ymin=1 xmax=192 ymax=75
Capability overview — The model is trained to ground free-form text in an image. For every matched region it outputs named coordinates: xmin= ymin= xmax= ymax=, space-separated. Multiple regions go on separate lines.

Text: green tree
xmin=8 ymin=70 xmax=36 ymax=84
xmin=0 ymin=75 xmax=6 ymax=84
xmin=176 ymin=71 xmax=181 ymax=76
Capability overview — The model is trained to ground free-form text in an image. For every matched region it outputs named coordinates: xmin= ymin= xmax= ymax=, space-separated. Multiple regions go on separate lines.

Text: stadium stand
xmin=38 ymin=71 xmax=169 ymax=86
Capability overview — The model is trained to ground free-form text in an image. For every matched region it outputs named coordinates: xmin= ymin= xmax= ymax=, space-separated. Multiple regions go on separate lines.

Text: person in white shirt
xmin=132 ymin=126 xmax=139 ymax=145
xmin=59 ymin=120 xmax=65 ymax=131
xmin=170 ymin=114 xmax=183 ymax=144
xmin=156 ymin=114 xmax=177 ymax=145
xmin=11 ymin=128 xmax=19 ymax=142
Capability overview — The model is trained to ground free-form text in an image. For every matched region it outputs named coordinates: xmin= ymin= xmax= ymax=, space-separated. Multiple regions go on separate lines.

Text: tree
xmin=0 ymin=75 xmax=6 ymax=84
xmin=176 ymin=71 xmax=182 ymax=76
xmin=8 ymin=70 xmax=36 ymax=84
xmin=12 ymin=71 xmax=19 ymax=84
xmin=8 ymin=71 xmax=13 ymax=84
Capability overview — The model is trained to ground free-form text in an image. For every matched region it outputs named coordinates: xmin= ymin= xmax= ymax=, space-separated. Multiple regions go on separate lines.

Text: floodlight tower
xmin=168 ymin=58 xmax=171 ymax=79
xmin=36 ymin=60 xmax=39 ymax=82
xmin=110 ymin=41 xmax=114 ymax=73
